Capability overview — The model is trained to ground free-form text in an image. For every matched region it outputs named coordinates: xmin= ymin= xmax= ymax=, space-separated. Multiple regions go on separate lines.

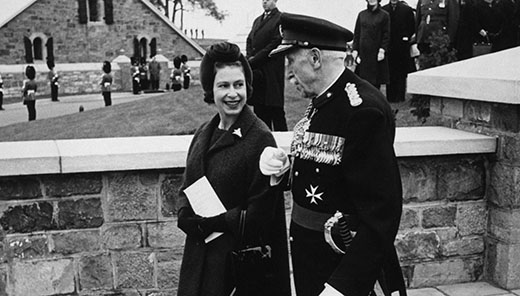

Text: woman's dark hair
xmin=173 ymin=56 xmax=182 ymax=68
xmin=102 ymin=61 xmax=111 ymax=73
xmin=25 ymin=65 xmax=36 ymax=80
xmin=181 ymin=54 xmax=188 ymax=63
xmin=199 ymin=42 xmax=253 ymax=104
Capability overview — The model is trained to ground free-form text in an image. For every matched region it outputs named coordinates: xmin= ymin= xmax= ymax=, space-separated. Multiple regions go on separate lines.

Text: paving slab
xmin=407 ymin=287 xmax=446 ymax=296
xmin=436 ymin=282 xmax=509 ymax=296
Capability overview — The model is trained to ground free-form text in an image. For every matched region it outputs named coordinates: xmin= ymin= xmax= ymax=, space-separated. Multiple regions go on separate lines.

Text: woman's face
xmin=213 ymin=65 xmax=247 ymax=124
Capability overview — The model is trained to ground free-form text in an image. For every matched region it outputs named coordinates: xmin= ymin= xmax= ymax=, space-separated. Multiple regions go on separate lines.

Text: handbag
xmin=472 ymin=36 xmax=492 ymax=57
xmin=229 ymin=209 xmax=273 ymax=295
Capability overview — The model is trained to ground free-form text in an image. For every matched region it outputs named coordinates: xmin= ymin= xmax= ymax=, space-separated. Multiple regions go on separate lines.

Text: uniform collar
xmin=312 ymin=69 xmax=348 ymax=109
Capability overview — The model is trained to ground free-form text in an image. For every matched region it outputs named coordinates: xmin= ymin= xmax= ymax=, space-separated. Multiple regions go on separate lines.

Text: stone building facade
xmin=0 ymin=0 xmax=204 ymax=65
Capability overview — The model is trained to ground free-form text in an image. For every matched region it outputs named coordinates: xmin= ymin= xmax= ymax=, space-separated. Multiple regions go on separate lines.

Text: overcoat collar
xmin=253 ymin=8 xmax=279 ymax=33
xmin=198 ymin=105 xmax=257 ymax=156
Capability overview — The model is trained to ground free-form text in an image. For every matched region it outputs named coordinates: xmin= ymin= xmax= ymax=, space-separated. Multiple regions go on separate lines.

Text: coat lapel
xmin=253 ymin=8 xmax=279 ymax=34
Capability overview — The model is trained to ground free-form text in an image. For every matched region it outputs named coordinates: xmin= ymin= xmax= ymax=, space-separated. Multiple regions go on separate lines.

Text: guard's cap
xmin=270 ymin=13 xmax=354 ymax=56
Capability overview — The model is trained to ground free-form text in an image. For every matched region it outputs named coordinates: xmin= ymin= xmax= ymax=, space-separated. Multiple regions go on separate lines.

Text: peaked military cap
xmin=270 ymin=13 xmax=354 ymax=56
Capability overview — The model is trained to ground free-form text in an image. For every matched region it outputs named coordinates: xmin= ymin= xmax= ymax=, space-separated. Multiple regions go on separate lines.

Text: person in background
xmin=47 ymin=60 xmax=59 ymax=102
xmin=181 ymin=54 xmax=191 ymax=89
xmin=171 ymin=56 xmax=183 ymax=92
xmin=494 ymin=0 xmax=519 ymax=51
xmin=22 ymin=65 xmax=38 ymax=121
xmin=0 ymin=74 xmax=4 ymax=110
xmin=455 ymin=0 xmax=476 ymax=60
xmin=473 ymin=0 xmax=504 ymax=52
xmin=131 ymin=57 xmax=141 ymax=94
xmin=100 ymin=61 xmax=113 ymax=107
xmin=382 ymin=0 xmax=416 ymax=102
xmin=416 ymin=0 xmax=460 ymax=54
xmin=138 ymin=57 xmax=149 ymax=91
xmin=176 ymin=41 xmax=290 ymax=296
xmin=259 ymin=13 xmax=406 ymax=296
xmin=353 ymin=0 xmax=391 ymax=90
xmin=149 ymin=56 xmax=161 ymax=91
xmin=246 ymin=0 xmax=288 ymax=131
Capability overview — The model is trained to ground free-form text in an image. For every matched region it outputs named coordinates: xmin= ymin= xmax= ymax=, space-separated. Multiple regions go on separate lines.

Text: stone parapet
xmin=408 ymin=47 xmax=520 ymax=290
xmin=0 ymin=129 xmax=497 ymax=295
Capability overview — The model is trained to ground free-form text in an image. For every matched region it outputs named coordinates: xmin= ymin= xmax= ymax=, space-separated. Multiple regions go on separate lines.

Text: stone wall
xmin=0 ymin=0 xmax=203 ymax=65
xmin=0 ymin=153 xmax=490 ymax=295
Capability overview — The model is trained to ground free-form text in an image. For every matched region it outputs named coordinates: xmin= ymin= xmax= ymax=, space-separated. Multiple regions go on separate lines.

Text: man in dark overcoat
xmin=259 ymin=13 xmax=407 ymax=296
xmin=246 ymin=0 xmax=288 ymax=131
xmin=382 ymin=0 xmax=416 ymax=102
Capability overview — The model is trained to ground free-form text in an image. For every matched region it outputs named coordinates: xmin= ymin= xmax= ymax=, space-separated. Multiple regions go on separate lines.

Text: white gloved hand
xmin=377 ymin=48 xmax=385 ymax=61
xmin=259 ymin=147 xmax=289 ymax=176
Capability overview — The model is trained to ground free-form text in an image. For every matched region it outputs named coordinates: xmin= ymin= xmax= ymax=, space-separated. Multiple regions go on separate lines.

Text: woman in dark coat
xmin=353 ymin=0 xmax=390 ymax=89
xmin=176 ymin=42 xmax=291 ymax=296
xmin=473 ymin=0 xmax=505 ymax=52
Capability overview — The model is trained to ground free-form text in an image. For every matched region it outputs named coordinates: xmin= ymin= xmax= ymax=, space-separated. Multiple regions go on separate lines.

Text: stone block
xmin=430 ymin=97 xmax=443 ymax=115
xmin=139 ymin=172 xmax=160 ymax=186
xmin=6 ymin=235 xmax=48 ymax=260
xmin=443 ymin=98 xmax=464 ymax=118
xmin=488 ymin=207 xmax=520 ymax=243
xmin=160 ymin=174 xmax=183 ymax=218
xmin=438 ymin=158 xmax=485 ymax=201
xmin=399 ymin=208 xmax=419 ymax=230
xmin=395 ymin=231 xmax=440 ymax=261
xmin=57 ymin=198 xmax=104 ymax=229
xmin=410 ymin=257 xmax=483 ymax=288
xmin=441 ymin=236 xmax=484 ymax=257
xmin=10 ymin=259 xmax=75 ymax=296
xmin=106 ymin=173 xmax=158 ymax=222
xmin=51 ymin=230 xmax=101 ymax=255
xmin=43 ymin=174 xmax=102 ymax=197
xmin=501 ymin=135 xmax=520 ymax=163
xmin=156 ymin=249 xmax=183 ymax=262
xmin=147 ymin=221 xmax=184 ymax=250
xmin=488 ymin=163 xmax=520 ymax=208
xmin=102 ymin=224 xmax=142 ymax=250
xmin=457 ymin=202 xmax=487 ymax=236
xmin=486 ymin=239 xmax=520 ymax=289
xmin=157 ymin=261 xmax=180 ymax=289
xmin=113 ymin=252 xmax=154 ymax=289
xmin=79 ymin=254 xmax=113 ymax=290
xmin=422 ymin=206 xmax=457 ymax=228
xmin=490 ymin=103 xmax=520 ymax=133
xmin=464 ymin=101 xmax=491 ymax=123
xmin=0 ymin=177 xmax=42 ymax=200
xmin=0 ymin=202 xmax=54 ymax=234
xmin=0 ymin=266 xmax=6 ymax=296
xmin=399 ymin=160 xmax=438 ymax=203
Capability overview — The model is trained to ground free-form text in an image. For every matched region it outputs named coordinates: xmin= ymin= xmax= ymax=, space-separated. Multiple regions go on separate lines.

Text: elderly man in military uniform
xmin=416 ymin=0 xmax=459 ymax=54
xmin=259 ymin=13 xmax=407 ymax=296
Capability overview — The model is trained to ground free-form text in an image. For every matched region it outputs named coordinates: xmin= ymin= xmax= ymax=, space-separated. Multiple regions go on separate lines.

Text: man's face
xmin=285 ymin=49 xmax=318 ymax=99
xmin=367 ymin=0 xmax=379 ymax=5
xmin=262 ymin=0 xmax=277 ymax=11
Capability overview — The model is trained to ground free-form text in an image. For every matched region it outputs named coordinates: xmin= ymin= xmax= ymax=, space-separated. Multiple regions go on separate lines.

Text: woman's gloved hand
xmin=178 ymin=207 xmax=207 ymax=239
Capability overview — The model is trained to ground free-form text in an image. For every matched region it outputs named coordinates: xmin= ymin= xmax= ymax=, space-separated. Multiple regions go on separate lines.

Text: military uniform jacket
xmin=290 ymin=69 xmax=405 ymax=295
xmin=246 ymin=8 xmax=285 ymax=107
xmin=416 ymin=0 xmax=460 ymax=44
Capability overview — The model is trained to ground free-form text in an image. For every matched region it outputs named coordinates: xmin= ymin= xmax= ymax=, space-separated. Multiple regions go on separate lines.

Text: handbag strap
xmin=237 ymin=209 xmax=247 ymax=248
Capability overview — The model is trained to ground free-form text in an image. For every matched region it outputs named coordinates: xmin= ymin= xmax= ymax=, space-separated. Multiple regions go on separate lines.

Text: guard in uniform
xmin=259 ymin=13 xmax=406 ymax=296
xmin=416 ymin=0 xmax=459 ymax=53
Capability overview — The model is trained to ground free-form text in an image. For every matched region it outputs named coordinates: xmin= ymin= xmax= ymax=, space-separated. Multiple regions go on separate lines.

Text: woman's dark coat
xmin=353 ymin=6 xmax=391 ymax=86
xmin=176 ymin=106 xmax=291 ymax=296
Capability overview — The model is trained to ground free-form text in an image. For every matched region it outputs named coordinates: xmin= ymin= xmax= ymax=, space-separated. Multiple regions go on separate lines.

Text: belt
xmin=291 ymin=202 xmax=333 ymax=232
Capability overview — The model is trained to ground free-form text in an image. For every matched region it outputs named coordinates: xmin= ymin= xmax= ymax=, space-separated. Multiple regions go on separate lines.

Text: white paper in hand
xmin=183 ymin=176 xmax=227 ymax=243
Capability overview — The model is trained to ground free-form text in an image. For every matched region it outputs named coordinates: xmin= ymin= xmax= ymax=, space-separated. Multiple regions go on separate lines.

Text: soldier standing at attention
xmin=416 ymin=0 xmax=459 ymax=54
xmin=47 ymin=60 xmax=59 ymax=102
xmin=259 ymin=13 xmax=407 ymax=296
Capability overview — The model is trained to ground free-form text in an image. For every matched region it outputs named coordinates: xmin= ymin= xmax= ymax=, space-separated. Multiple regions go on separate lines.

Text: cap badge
xmin=345 ymin=83 xmax=362 ymax=107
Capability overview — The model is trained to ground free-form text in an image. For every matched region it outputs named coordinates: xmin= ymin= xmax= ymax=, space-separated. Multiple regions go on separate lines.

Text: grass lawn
xmin=0 ymin=84 xmax=418 ymax=142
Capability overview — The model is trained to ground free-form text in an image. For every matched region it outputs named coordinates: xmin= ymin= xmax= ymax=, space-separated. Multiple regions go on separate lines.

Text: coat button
xmin=294 ymin=171 xmax=299 ymax=177
xmin=315 ymin=168 xmax=320 ymax=173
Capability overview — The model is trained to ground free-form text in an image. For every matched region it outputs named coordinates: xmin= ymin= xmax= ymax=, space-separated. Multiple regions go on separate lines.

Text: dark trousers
xmin=253 ymin=105 xmax=288 ymax=131
xmin=386 ymin=71 xmax=407 ymax=102
xmin=290 ymin=222 xmax=344 ymax=296
xmin=151 ymin=78 xmax=159 ymax=90
xmin=26 ymin=101 xmax=36 ymax=121
xmin=51 ymin=84 xmax=59 ymax=101
xmin=0 ymin=92 xmax=3 ymax=109
xmin=132 ymin=77 xmax=140 ymax=94
xmin=103 ymin=92 xmax=111 ymax=106
xmin=183 ymin=75 xmax=190 ymax=89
